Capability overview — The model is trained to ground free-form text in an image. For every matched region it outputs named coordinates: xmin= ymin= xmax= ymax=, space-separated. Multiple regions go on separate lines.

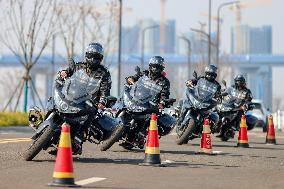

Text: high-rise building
xmin=164 ymin=20 xmax=176 ymax=54
xmin=120 ymin=19 xmax=176 ymax=55
xmin=231 ymin=25 xmax=272 ymax=54
xmin=177 ymin=31 xmax=216 ymax=56
xmin=121 ymin=25 xmax=140 ymax=54
xmin=143 ymin=19 xmax=176 ymax=54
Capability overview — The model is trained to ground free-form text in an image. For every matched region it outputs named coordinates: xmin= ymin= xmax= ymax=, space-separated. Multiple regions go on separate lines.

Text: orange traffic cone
xmin=48 ymin=123 xmax=79 ymax=187
xmin=237 ymin=115 xmax=249 ymax=148
xmin=139 ymin=113 xmax=162 ymax=166
xmin=266 ymin=115 xmax=276 ymax=144
xmin=199 ymin=118 xmax=213 ymax=154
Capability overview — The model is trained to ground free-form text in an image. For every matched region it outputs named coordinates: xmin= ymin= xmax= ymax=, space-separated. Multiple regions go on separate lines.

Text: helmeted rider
xmin=177 ymin=64 xmax=221 ymax=138
xmin=57 ymin=42 xmax=112 ymax=154
xmin=126 ymin=56 xmax=170 ymax=109
xmin=186 ymin=64 xmax=221 ymax=100
xmin=232 ymin=74 xmax=253 ymax=105
xmin=58 ymin=42 xmax=112 ymax=109
xmin=217 ymin=74 xmax=253 ymax=138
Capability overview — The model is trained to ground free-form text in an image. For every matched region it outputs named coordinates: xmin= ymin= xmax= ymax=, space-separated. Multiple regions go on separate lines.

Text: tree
xmin=55 ymin=0 xmax=118 ymax=64
xmin=0 ymin=0 xmax=58 ymax=112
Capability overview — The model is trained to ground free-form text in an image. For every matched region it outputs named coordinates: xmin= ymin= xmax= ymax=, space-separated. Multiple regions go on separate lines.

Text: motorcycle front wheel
xmin=176 ymin=119 xmax=195 ymax=145
xmin=100 ymin=123 xmax=125 ymax=151
xmin=22 ymin=126 xmax=53 ymax=161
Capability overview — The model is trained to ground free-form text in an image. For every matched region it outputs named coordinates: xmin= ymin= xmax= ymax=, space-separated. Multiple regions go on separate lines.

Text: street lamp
xmin=117 ymin=0 xmax=122 ymax=95
xmin=179 ymin=36 xmax=191 ymax=79
xmin=216 ymin=1 xmax=240 ymax=65
xmin=208 ymin=0 xmax=212 ymax=66
xmin=141 ymin=25 xmax=159 ymax=69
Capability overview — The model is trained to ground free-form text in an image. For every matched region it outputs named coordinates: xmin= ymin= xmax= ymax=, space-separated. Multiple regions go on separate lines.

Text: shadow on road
xmin=74 ymin=157 xmax=142 ymax=165
xmin=160 ymin=149 xmax=196 ymax=155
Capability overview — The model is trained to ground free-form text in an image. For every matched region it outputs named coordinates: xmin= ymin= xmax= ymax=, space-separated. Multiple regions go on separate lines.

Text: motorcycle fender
xmin=209 ymin=112 xmax=219 ymax=123
xmin=158 ymin=114 xmax=177 ymax=135
xmin=97 ymin=114 xmax=120 ymax=132
xmin=181 ymin=110 xmax=195 ymax=127
xmin=32 ymin=112 xmax=58 ymax=140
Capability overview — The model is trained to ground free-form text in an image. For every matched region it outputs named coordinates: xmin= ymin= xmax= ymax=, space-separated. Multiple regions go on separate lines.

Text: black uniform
xmin=127 ymin=70 xmax=170 ymax=105
xmin=232 ymin=85 xmax=253 ymax=104
xmin=61 ymin=62 xmax=112 ymax=105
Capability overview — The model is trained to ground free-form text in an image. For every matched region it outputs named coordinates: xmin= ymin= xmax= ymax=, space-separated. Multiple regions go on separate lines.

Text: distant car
xmin=248 ymin=99 xmax=270 ymax=132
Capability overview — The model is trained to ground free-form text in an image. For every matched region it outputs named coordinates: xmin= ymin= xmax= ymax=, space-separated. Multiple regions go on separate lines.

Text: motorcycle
xmin=100 ymin=67 xmax=176 ymax=151
xmin=216 ymin=81 xmax=255 ymax=141
xmin=23 ymin=65 xmax=124 ymax=161
xmin=175 ymin=71 xmax=219 ymax=145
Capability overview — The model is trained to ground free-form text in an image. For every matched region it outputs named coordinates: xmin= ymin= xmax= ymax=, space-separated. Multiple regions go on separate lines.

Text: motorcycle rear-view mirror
xmin=193 ymin=71 xmax=198 ymax=79
xmin=135 ymin=66 xmax=142 ymax=75
xmin=68 ymin=58 xmax=76 ymax=71
xmin=222 ymin=80 xmax=227 ymax=88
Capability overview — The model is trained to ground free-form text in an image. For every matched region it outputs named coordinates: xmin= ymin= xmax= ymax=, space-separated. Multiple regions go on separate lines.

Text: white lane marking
xmin=75 ymin=177 xmax=106 ymax=186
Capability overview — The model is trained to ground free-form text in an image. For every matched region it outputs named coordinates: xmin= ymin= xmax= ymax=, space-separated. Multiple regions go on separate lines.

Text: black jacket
xmin=127 ymin=70 xmax=170 ymax=105
xmin=60 ymin=62 xmax=112 ymax=104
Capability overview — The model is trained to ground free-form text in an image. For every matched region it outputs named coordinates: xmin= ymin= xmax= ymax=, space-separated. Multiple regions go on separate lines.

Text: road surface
xmin=0 ymin=127 xmax=283 ymax=189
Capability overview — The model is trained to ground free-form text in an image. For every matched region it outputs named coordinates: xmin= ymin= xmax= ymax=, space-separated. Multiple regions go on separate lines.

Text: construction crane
xmin=160 ymin=0 xmax=166 ymax=54
xmin=230 ymin=0 xmax=272 ymax=54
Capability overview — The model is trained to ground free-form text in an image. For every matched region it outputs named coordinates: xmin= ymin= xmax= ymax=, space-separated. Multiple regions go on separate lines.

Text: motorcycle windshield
xmin=222 ymin=87 xmax=243 ymax=107
xmin=192 ymin=78 xmax=217 ymax=102
xmin=61 ymin=70 xmax=101 ymax=104
xmin=129 ymin=76 xmax=162 ymax=104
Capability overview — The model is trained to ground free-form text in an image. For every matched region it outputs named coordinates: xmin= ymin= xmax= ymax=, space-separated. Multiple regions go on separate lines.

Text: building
xmin=231 ymin=25 xmax=272 ymax=54
xmin=121 ymin=25 xmax=140 ymax=54
xmin=142 ymin=19 xmax=176 ymax=54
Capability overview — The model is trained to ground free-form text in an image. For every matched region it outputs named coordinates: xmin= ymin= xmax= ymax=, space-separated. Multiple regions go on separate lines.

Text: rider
xmin=121 ymin=56 xmax=170 ymax=149
xmin=217 ymin=74 xmax=253 ymax=138
xmin=57 ymin=42 xmax=112 ymax=154
xmin=186 ymin=64 xmax=221 ymax=100
xmin=232 ymin=74 xmax=253 ymax=106
xmin=127 ymin=56 xmax=170 ymax=109
xmin=58 ymin=42 xmax=112 ymax=109
xmin=178 ymin=64 xmax=221 ymax=140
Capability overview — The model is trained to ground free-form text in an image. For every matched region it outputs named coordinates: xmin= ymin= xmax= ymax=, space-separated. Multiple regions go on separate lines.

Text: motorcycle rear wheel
xmin=22 ymin=126 xmax=53 ymax=161
xmin=100 ymin=123 xmax=125 ymax=151
xmin=176 ymin=119 xmax=195 ymax=145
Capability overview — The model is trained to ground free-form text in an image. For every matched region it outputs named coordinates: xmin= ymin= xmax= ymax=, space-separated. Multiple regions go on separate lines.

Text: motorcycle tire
xmin=176 ymin=119 xmax=195 ymax=145
xmin=22 ymin=126 xmax=53 ymax=161
xmin=221 ymin=135 xmax=230 ymax=142
xmin=100 ymin=123 xmax=125 ymax=151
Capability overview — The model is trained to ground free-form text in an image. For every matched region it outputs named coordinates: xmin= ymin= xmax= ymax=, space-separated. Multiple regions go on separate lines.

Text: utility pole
xmin=117 ymin=0 xmax=122 ymax=95
xmin=216 ymin=1 xmax=239 ymax=65
xmin=208 ymin=0 xmax=212 ymax=65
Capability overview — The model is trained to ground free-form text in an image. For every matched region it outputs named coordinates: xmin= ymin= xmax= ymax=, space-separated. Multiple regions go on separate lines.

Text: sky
xmin=121 ymin=0 xmax=283 ymax=54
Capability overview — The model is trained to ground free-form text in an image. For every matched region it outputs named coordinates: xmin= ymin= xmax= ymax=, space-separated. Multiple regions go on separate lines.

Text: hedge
xmin=0 ymin=112 xmax=29 ymax=126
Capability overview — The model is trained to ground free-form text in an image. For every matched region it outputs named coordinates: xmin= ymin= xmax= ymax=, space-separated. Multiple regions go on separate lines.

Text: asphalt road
xmin=0 ymin=127 xmax=284 ymax=189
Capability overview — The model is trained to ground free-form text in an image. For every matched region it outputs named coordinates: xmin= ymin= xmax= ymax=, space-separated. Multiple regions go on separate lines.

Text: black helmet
xmin=234 ymin=74 xmax=246 ymax=89
xmin=85 ymin=42 xmax=104 ymax=69
xmin=205 ymin=64 xmax=217 ymax=81
xmin=148 ymin=56 xmax=165 ymax=77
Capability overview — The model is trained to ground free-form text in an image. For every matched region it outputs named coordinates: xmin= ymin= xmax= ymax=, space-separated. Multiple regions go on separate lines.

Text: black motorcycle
xmin=23 ymin=68 xmax=124 ymax=161
xmin=100 ymin=70 xmax=176 ymax=151
xmin=216 ymin=83 xmax=255 ymax=141
xmin=176 ymin=72 xmax=219 ymax=145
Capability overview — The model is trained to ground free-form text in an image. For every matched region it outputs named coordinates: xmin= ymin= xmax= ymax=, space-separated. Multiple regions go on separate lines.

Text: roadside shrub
xmin=0 ymin=112 xmax=28 ymax=126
